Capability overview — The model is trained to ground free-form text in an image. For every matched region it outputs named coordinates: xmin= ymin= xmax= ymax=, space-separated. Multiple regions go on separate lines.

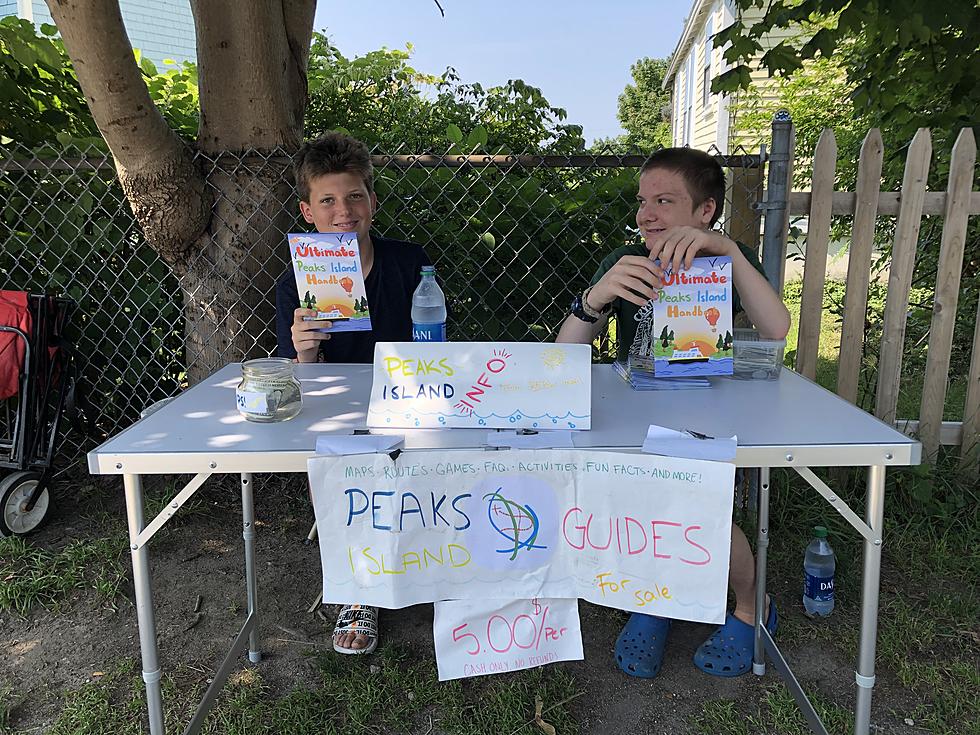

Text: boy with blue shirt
xmin=275 ymin=131 xmax=431 ymax=654
xmin=557 ymin=147 xmax=790 ymax=678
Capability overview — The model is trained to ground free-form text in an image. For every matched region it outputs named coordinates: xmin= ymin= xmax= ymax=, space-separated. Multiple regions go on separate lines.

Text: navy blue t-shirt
xmin=275 ymin=234 xmax=431 ymax=364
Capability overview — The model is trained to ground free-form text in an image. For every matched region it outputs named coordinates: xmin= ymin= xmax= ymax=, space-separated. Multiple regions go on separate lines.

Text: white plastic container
xmin=733 ymin=328 xmax=785 ymax=380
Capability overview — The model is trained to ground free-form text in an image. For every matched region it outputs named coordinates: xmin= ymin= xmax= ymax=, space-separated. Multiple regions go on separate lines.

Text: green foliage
xmin=721 ymin=2 xmax=979 ymax=396
xmin=305 ymin=33 xmax=585 ymax=153
xmin=714 ymin=1 xmax=977 ymax=140
xmin=615 ymin=56 xmax=673 ymax=151
xmin=0 ymin=17 xmax=100 ymax=148
xmin=0 ymin=22 xmax=204 ymax=432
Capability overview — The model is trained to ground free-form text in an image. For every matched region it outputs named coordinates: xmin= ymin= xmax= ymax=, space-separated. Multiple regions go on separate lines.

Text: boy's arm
xmin=557 ymin=252 xmax=663 ymax=344
xmin=728 ymin=246 xmax=791 ymax=339
xmin=654 ymin=227 xmax=790 ymax=340
xmin=556 ymin=311 xmax=609 ymax=344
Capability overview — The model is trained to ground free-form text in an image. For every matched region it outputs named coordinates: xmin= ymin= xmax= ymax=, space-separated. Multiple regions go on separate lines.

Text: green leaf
xmin=446 ymin=123 xmax=464 ymax=144
xmin=466 ymin=125 xmax=488 ymax=148
xmin=139 ymin=55 xmax=158 ymax=77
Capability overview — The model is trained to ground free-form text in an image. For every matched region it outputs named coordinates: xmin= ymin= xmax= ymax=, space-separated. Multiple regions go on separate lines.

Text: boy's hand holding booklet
xmin=287 ymin=232 xmax=372 ymax=333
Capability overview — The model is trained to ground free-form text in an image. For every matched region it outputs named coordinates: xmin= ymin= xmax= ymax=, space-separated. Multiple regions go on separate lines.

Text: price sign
xmin=433 ymin=597 xmax=583 ymax=681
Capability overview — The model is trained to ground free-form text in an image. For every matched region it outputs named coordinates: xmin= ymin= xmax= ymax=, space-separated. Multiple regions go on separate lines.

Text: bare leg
xmin=730 ymin=522 xmax=767 ymax=625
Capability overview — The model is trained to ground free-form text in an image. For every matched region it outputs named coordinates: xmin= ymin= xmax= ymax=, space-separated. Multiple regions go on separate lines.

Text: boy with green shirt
xmin=557 ymin=147 xmax=790 ymax=678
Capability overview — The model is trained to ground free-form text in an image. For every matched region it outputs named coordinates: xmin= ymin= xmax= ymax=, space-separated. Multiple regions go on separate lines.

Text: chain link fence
xmin=0 ymin=142 xmax=764 ymax=461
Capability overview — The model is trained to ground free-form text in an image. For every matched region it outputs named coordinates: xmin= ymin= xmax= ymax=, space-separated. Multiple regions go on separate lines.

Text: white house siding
xmin=667 ymin=1 xmax=805 ymax=155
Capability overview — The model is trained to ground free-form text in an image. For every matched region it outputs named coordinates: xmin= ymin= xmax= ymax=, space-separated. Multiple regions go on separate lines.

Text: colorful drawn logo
xmin=484 ymin=489 xmax=546 ymax=560
xmin=469 ymin=475 xmax=559 ymax=570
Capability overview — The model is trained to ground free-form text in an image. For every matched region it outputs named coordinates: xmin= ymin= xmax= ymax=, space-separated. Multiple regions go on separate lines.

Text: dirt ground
xmin=1 ymin=472 xmax=932 ymax=734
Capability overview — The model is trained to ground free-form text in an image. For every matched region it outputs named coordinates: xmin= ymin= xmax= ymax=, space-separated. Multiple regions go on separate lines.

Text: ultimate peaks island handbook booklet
xmin=288 ymin=232 xmax=372 ymax=333
xmin=630 ymin=255 xmax=734 ymax=377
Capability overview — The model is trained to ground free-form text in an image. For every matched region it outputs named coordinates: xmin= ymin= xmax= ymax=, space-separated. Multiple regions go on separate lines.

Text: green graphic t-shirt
xmin=589 ymin=241 xmax=766 ymax=362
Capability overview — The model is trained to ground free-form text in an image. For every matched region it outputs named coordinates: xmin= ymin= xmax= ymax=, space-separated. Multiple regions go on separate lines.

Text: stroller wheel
xmin=0 ymin=471 xmax=49 ymax=537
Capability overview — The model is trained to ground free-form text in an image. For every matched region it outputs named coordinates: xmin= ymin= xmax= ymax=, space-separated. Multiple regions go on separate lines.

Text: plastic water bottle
xmin=803 ymin=525 xmax=836 ymax=617
xmin=411 ymin=265 xmax=447 ymax=342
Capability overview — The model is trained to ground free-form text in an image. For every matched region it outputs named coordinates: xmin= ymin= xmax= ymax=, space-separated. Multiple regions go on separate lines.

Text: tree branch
xmin=44 ymin=0 xmax=209 ymax=262
xmin=192 ymin=0 xmax=315 ymax=152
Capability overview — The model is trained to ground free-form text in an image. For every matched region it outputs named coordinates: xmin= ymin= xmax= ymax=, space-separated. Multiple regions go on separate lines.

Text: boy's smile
xmin=300 ymin=171 xmax=377 ymax=245
xmin=636 ymin=168 xmax=716 ymax=258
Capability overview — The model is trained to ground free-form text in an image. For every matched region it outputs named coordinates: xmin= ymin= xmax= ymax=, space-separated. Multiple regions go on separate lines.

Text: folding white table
xmin=88 ymin=363 xmax=920 ymax=735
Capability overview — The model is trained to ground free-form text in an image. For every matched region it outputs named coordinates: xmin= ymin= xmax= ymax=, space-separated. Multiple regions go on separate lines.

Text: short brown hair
xmin=640 ymin=147 xmax=726 ymax=226
xmin=294 ymin=131 xmax=374 ymax=202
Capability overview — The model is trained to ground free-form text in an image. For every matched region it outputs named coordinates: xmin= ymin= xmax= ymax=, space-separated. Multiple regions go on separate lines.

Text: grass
xmin=0 ymin=473 xmax=223 ymax=616
xmin=0 ymin=535 xmax=126 ymax=614
xmin=0 ymin=681 xmax=15 ymax=735
xmin=47 ymin=644 xmax=581 ymax=735
xmin=693 ymin=684 xmax=853 ymax=735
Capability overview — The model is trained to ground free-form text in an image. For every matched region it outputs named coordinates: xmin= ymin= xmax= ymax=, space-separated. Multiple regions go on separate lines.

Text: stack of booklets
xmin=613 ymin=357 xmax=710 ymax=391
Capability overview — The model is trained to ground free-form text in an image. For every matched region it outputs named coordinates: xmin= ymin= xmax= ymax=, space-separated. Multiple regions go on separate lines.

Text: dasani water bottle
xmin=411 ymin=265 xmax=447 ymax=342
xmin=803 ymin=525 xmax=835 ymax=617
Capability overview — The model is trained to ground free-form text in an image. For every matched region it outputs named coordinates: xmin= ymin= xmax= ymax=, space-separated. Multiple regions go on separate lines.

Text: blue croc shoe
xmin=693 ymin=598 xmax=778 ymax=677
xmin=614 ymin=613 xmax=672 ymax=678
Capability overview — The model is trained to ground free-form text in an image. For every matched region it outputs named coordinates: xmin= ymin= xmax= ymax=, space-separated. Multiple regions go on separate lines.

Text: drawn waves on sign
xmin=370 ymin=408 xmax=589 ymax=427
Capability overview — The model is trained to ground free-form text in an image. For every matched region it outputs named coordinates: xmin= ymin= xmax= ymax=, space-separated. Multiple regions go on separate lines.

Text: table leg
xmin=753 ymin=467 xmax=771 ymax=674
xmin=123 ymin=473 xmax=165 ymax=735
xmin=241 ymin=472 xmax=261 ymax=663
xmin=855 ymin=465 xmax=886 ymax=735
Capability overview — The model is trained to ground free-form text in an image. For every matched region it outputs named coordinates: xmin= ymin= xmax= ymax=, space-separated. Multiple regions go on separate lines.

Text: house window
xmin=674 ymin=76 xmax=683 ymax=145
xmin=685 ymin=54 xmax=695 ymax=144
xmin=702 ymin=13 xmax=714 ymax=111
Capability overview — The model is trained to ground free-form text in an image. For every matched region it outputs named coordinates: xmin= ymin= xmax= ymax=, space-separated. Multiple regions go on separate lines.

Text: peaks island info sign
xmin=366 ymin=342 xmax=592 ymax=430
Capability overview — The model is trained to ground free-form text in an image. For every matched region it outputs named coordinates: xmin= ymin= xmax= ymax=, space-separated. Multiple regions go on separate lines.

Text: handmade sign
xmin=366 ymin=342 xmax=591 ymax=430
xmin=433 ymin=597 xmax=583 ymax=681
xmin=308 ymin=449 xmax=734 ymax=623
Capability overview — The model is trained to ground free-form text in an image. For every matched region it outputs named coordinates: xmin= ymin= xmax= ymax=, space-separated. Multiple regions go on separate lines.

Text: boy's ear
xmin=299 ymin=200 xmax=315 ymax=224
xmin=370 ymin=191 xmax=378 ymax=215
xmin=696 ymin=197 xmax=717 ymax=226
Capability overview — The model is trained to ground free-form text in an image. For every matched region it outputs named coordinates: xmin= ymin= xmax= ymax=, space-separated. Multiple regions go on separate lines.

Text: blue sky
xmin=312 ymin=1 xmax=689 ymax=144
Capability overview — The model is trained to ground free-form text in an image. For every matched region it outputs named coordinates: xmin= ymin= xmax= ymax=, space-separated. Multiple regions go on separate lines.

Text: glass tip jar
xmin=236 ymin=358 xmax=303 ymax=422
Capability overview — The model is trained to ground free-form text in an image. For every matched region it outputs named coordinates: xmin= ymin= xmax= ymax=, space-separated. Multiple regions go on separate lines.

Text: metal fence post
xmin=760 ymin=110 xmax=795 ymax=293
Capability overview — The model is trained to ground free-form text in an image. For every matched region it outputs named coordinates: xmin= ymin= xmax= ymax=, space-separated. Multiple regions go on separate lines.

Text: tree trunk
xmin=179 ymin=155 xmax=297 ymax=378
xmin=45 ymin=0 xmax=211 ymax=262
xmin=46 ymin=0 xmax=316 ymax=381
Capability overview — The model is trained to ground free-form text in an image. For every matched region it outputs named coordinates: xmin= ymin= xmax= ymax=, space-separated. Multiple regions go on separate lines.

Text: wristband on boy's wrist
xmin=570 ymin=286 xmax=609 ymax=323
xmin=581 ymin=286 xmax=610 ymax=318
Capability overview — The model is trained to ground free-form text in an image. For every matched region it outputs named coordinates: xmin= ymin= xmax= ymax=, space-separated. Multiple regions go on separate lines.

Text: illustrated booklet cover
xmin=630 ymin=255 xmax=734 ymax=377
xmin=287 ymin=232 xmax=371 ymax=333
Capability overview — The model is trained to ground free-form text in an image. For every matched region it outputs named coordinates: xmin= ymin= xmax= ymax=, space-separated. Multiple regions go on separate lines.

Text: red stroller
xmin=0 ymin=291 xmax=78 ymax=536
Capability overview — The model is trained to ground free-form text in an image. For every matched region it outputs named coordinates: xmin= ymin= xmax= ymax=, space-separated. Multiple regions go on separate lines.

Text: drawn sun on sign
xmin=540 ymin=347 xmax=565 ymax=370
